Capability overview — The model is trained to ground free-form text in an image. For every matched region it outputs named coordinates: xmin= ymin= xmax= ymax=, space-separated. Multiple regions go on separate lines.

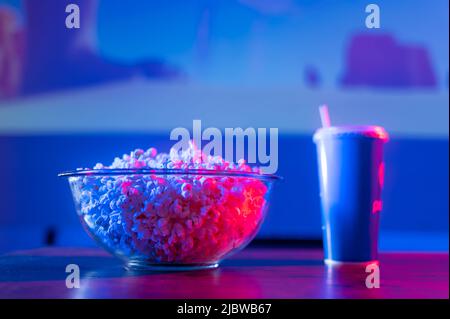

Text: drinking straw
xmin=319 ymin=104 xmax=331 ymax=128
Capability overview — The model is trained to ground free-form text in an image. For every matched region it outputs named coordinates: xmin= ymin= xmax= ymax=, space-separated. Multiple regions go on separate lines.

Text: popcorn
xmin=73 ymin=142 xmax=269 ymax=264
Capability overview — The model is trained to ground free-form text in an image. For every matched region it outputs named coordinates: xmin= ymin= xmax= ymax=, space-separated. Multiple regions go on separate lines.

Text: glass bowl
xmin=59 ymin=168 xmax=280 ymax=271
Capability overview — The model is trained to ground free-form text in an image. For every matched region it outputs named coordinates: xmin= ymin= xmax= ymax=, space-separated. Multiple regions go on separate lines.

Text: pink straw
xmin=319 ymin=104 xmax=331 ymax=128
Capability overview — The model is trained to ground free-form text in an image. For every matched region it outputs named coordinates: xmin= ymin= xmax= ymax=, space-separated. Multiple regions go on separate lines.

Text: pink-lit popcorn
xmin=73 ymin=142 xmax=272 ymax=265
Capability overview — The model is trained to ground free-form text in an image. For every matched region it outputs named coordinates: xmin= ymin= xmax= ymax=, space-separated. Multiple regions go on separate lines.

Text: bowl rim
xmin=58 ymin=168 xmax=282 ymax=181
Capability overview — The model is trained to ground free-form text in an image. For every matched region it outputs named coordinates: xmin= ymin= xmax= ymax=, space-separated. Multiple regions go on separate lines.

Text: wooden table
xmin=0 ymin=247 xmax=447 ymax=299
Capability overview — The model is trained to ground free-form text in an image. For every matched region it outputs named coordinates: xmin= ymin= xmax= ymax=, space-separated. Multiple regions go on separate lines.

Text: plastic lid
xmin=313 ymin=125 xmax=389 ymax=142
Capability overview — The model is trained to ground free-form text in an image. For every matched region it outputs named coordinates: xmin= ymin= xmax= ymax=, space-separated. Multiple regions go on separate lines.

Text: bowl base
xmin=125 ymin=260 xmax=219 ymax=272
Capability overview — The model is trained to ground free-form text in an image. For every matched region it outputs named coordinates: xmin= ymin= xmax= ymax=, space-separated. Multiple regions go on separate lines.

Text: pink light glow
xmin=378 ymin=162 xmax=385 ymax=188
xmin=372 ymin=200 xmax=383 ymax=214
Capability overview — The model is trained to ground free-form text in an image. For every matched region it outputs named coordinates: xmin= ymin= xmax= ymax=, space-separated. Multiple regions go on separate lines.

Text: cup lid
xmin=313 ymin=125 xmax=389 ymax=142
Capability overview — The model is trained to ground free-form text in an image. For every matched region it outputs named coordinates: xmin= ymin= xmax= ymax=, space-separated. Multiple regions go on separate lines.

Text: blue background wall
xmin=0 ymin=133 xmax=447 ymax=252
